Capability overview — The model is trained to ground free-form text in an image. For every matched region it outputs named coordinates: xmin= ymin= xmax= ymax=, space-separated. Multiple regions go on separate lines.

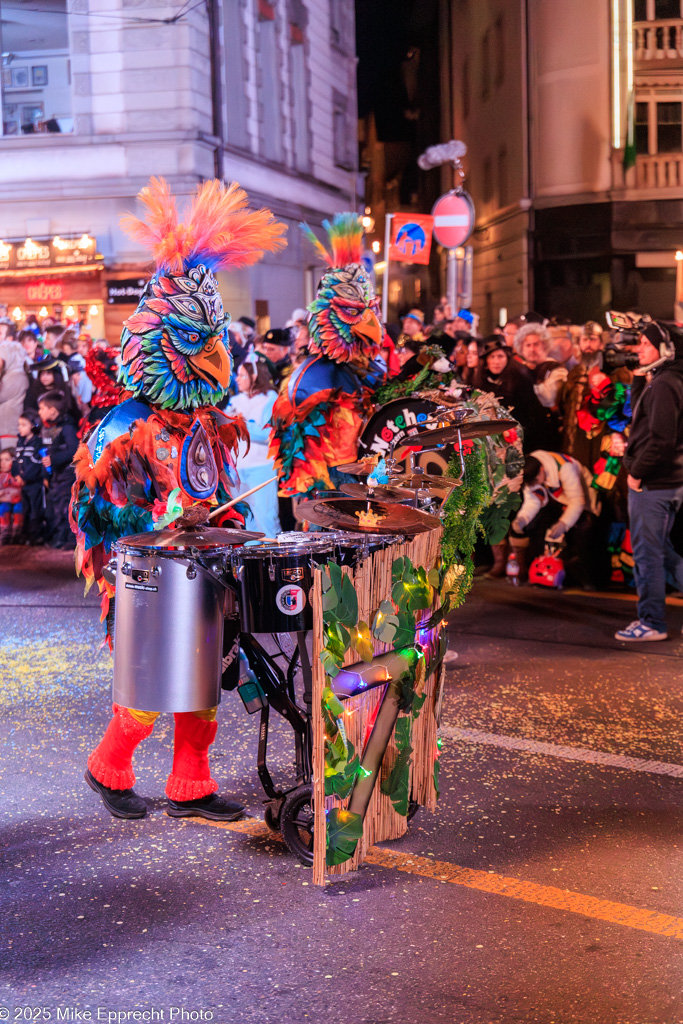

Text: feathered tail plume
xmin=121 ymin=176 xmax=287 ymax=274
xmin=301 ymin=212 xmax=364 ymax=269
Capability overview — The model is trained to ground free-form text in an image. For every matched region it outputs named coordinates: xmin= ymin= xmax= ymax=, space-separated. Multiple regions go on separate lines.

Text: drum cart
xmin=237 ymin=630 xmax=316 ymax=865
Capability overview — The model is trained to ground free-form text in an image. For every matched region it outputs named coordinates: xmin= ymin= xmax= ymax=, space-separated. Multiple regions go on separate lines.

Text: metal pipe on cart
xmin=381 ymin=213 xmax=394 ymax=325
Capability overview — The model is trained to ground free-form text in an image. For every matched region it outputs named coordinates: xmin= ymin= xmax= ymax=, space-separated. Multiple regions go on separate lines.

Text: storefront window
xmin=0 ymin=0 xmax=73 ymax=136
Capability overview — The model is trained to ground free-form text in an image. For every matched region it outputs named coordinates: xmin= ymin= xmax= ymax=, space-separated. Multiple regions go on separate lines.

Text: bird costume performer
xmin=269 ymin=214 xmax=384 ymax=496
xmin=70 ymin=177 xmax=286 ymax=821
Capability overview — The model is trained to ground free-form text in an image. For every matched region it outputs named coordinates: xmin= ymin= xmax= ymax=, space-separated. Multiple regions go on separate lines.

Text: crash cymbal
xmin=384 ymin=473 xmax=459 ymax=499
xmin=340 ymin=482 xmax=418 ymax=502
xmin=295 ymin=498 xmax=440 ymax=536
xmin=117 ymin=526 xmax=265 ymax=551
xmin=412 ymin=418 xmax=517 ymax=446
xmin=336 ymin=457 xmax=382 ymax=476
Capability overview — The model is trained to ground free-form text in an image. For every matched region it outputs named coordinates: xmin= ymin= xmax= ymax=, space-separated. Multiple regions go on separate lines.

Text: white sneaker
xmin=615 ymin=620 xmax=668 ymax=642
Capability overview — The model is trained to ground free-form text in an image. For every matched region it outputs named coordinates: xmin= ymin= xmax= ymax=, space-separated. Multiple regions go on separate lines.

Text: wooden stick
xmin=207 ymin=476 xmax=278 ymax=520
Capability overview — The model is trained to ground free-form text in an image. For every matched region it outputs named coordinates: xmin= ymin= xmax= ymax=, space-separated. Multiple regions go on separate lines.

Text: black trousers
xmin=20 ymin=482 xmax=45 ymax=542
xmin=44 ymin=471 xmax=75 ymax=546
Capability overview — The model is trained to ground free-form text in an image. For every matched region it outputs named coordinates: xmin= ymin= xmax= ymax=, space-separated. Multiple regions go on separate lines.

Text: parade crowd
xmin=0 ymin=297 xmax=650 ymax=600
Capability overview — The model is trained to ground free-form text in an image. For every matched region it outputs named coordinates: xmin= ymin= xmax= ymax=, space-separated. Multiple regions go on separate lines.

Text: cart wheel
xmin=280 ymin=784 xmax=314 ymax=866
xmin=407 ymin=799 xmax=419 ymax=822
xmin=264 ymin=803 xmax=282 ymax=833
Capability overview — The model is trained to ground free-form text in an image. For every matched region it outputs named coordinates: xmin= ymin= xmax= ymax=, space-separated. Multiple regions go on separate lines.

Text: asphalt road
xmin=1 ymin=548 xmax=682 ymax=1024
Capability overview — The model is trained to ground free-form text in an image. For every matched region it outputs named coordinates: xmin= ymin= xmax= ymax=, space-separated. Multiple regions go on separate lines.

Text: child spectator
xmin=0 ymin=447 xmax=23 ymax=544
xmin=12 ymin=410 xmax=44 ymax=543
xmin=24 ymin=356 xmax=79 ymax=422
xmin=38 ymin=391 xmax=78 ymax=549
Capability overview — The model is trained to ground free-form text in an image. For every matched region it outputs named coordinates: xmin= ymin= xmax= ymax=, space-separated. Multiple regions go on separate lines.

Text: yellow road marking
xmin=562 ymin=588 xmax=683 ymax=606
xmin=363 ymin=847 xmax=683 ymax=939
xmin=189 ymin=817 xmax=683 ymax=939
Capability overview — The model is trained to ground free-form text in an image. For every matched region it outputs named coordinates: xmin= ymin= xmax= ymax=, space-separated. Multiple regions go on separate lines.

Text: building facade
xmin=448 ymin=0 xmax=683 ymax=331
xmin=0 ymin=0 xmax=359 ymax=341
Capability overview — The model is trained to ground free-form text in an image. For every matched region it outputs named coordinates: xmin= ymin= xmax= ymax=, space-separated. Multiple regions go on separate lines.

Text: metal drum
xmin=318 ymin=530 xmax=398 ymax=568
xmin=230 ymin=534 xmax=338 ymax=633
xmin=112 ymin=526 xmax=253 ymax=713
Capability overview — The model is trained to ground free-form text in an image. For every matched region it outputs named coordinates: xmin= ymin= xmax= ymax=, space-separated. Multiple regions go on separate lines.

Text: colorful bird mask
xmin=302 ymin=213 xmax=382 ymax=364
xmin=118 ymin=177 xmax=286 ymax=411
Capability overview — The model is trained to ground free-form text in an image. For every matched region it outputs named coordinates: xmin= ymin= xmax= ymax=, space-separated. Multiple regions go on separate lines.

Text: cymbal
xmin=413 ymin=418 xmax=517 ymax=446
xmin=117 ymin=526 xmax=265 ymax=551
xmin=340 ymin=482 xmax=418 ymax=502
xmin=295 ymin=497 xmax=440 ymax=536
xmin=384 ymin=474 xmax=459 ymax=499
xmin=336 ymin=457 xmax=382 ymax=476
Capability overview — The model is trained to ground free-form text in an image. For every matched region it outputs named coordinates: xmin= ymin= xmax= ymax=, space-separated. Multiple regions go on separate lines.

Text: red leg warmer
xmin=87 ymin=704 xmax=155 ymax=790
xmin=165 ymin=713 xmax=218 ymax=801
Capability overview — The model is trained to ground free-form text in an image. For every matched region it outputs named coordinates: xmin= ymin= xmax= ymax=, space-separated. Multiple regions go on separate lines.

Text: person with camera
xmin=615 ymin=320 xmax=683 ymax=641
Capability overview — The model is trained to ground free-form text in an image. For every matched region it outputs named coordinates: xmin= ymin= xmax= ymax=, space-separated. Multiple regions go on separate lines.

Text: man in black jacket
xmin=616 ymin=321 xmax=683 ymax=641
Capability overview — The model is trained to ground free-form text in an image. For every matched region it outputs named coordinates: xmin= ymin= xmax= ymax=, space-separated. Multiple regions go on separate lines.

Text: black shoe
xmin=166 ymin=792 xmax=245 ymax=821
xmin=84 ymin=769 xmax=147 ymax=819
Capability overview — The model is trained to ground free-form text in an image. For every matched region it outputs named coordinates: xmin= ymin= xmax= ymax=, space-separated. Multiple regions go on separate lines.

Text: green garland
xmin=320 ymin=555 xmax=446 ymax=866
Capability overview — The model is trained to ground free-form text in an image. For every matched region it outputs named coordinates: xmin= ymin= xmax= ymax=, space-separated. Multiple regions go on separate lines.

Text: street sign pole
xmin=446 ymin=248 xmax=457 ymax=317
xmin=382 ymin=213 xmax=393 ymax=324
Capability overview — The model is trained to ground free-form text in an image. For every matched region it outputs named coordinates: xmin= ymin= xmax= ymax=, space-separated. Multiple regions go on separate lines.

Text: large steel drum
xmin=111 ymin=526 xmax=256 ymax=713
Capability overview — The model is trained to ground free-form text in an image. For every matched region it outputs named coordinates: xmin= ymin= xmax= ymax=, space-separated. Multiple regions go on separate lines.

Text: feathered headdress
xmin=300 ymin=212 xmax=382 ymax=365
xmin=301 ymin=213 xmax=363 ymax=270
xmin=121 ymin=176 xmax=287 ymax=274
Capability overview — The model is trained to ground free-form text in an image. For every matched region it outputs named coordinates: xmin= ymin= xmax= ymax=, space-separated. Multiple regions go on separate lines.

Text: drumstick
xmin=208 ymin=476 xmax=278 ymax=520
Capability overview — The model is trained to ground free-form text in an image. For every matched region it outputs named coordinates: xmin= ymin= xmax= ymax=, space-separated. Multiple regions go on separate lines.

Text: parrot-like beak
xmin=351 ymin=307 xmax=383 ymax=349
xmin=188 ymin=334 xmax=232 ymax=389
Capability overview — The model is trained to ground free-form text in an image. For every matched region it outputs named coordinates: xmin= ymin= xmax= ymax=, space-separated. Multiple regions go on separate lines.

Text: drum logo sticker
xmin=275 ymin=584 xmax=307 ymax=615
xmin=282 ymin=566 xmax=305 ymax=582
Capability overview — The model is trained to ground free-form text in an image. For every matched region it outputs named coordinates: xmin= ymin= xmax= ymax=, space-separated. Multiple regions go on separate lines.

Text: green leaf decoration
xmin=324 ymin=753 xmax=361 ymax=800
xmin=350 ymin=620 xmax=374 ymax=663
xmin=427 ymin=567 xmax=441 ymax=588
xmin=433 ymin=756 xmax=440 ymax=798
xmin=336 ymin=573 xmax=359 ymax=627
xmin=372 ymin=601 xmax=399 ymax=643
xmin=411 ymin=690 xmax=427 ymax=719
xmin=394 ymin=608 xmax=418 ymax=649
xmin=320 ymin=649 xmax=341 ymax=678
xmin=322 ymin=581 xmax=338 ymax=612
xmin=380 ymin=715 xmax=413 ymax=817
xmin=322 ymin=685 xmax=345 ymax=720
xmin=326 ymin=807 xmax=364 ymax=866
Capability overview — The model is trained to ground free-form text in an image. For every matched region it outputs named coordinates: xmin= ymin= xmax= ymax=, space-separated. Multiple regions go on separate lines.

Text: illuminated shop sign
xmin=0 ymin=235 xmax=97 ymax=271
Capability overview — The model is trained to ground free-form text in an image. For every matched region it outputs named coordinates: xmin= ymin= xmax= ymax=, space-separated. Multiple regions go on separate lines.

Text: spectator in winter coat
xmin=615 ymin=322 xmax=683 ymax=641
xmin=38 ymin=391 xmax=79 ymax=548
xmin=474 ymin=336 xmax=562 ymax=452
xmin=515 ymin=322 xmax=568 ymax=410
xmin=0 ymin=339 xmax=29 ymax=448
xmin=12 ymin=409 xmax=45 ymax=543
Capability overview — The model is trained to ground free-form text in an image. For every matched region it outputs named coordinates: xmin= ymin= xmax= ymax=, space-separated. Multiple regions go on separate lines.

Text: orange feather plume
xmin=121 ymin=176 xmax=287 ymax=274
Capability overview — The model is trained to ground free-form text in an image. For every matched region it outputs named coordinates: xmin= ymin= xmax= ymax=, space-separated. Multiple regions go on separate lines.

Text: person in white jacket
xmin=509 ymin=449 xmax=593 ymax=586
xmin=225 ymin=353 xmax=281 ymax=538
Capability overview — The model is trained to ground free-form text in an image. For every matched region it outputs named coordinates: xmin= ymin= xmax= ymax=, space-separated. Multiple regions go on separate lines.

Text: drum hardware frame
xmin=239 ymin=630 xmax=314 ymax=858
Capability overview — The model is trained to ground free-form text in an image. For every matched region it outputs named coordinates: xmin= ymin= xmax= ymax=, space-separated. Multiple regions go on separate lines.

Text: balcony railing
xmin=635 ymin=152 xmax=683 ymax=186
xmin=634 ymin=19 xmax=683 ymax=58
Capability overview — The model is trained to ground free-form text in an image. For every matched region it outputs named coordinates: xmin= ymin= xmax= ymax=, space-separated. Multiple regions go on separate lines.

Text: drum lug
xmin=233 ymin=562 xmax=244 ymax=582
xmin=121 ymin=561 xmax=132 ymax=577
xmin=151 ymin=565 xmax=161 ymax=577
xmin=268 ymin=561 xmax=276 ymax=582
xmin=186 ymin=564 xmax=197 ymax=580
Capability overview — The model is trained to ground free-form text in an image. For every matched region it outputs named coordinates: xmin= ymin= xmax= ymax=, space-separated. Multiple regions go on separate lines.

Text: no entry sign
xmin=431 ymin=190 xmax=475 ymax=249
